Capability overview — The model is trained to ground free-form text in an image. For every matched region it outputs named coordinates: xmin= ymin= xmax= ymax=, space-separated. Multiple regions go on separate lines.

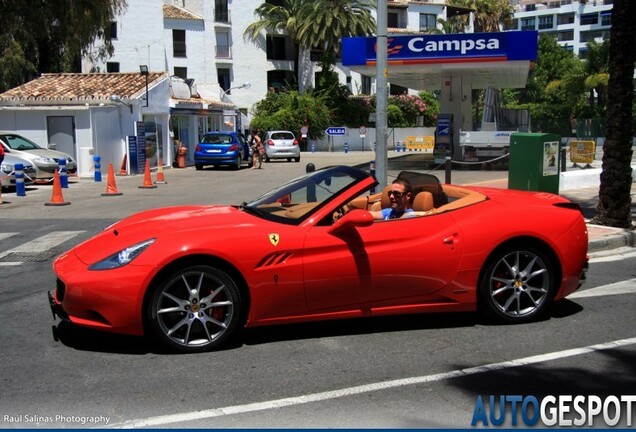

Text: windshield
xmin=0 ymin=134 xmax=43 ymax=150
xmin=241 ymin=166 xmax=370 ymax=224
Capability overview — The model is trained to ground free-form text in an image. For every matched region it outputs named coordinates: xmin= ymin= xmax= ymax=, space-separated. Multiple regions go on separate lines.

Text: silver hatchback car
xmin=263 ymin=130 xmax=300 ymax=162
xmin=0 ymin=132 xmax=77 ymax=180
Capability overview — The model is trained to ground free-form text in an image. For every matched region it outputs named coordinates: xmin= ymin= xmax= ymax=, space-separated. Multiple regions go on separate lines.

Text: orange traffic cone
xmin=155 ymin=158 xmax=167 ymax=184
xmin=118 ymin=154 xmax=128 ymax=176
xmin=138 ymin=162 xmax=157 ymax=189
xmin=44 ymin=171 xmax=71 ymax=206
xmin=102 ymin=164 xmax=123 ymax=196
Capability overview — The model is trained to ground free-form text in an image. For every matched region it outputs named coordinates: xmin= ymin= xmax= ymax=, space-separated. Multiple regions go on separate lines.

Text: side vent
xmin=257 ymin=252 xmax=294 ymax=269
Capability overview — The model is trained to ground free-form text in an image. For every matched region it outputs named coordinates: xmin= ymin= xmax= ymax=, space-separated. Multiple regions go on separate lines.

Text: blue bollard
xmin=93 ymin=155 xmax=102 ymax=182
xmin=15 ymin=163 xmax=26 ymax=196
xmin=344 ymin=142 xmax=349 ymax=154
xmin=311 ymin=141 xmax=316 ymax=153
xmin=59 ymin=158 xmax=68 ymax=188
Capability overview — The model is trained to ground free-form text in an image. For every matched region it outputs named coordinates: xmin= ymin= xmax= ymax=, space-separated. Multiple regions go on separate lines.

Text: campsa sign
xmin=342 ymin=31 xmax=538 ymax=65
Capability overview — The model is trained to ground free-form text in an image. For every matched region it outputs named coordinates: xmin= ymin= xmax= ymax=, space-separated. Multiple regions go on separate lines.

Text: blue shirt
xmin=380 ymin=208 xmax=413 ymax=220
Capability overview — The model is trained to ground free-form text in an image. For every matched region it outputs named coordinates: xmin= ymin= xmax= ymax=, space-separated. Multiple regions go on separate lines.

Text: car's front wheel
xmin=479 ymin=246 xmax=555 ymax=324
xmin=146 ymin=265 xmax=242 ymax=352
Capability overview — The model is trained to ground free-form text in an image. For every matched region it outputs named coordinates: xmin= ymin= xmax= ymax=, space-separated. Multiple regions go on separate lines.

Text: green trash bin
xmin=508 ymin=132 xmax=561 ymax=194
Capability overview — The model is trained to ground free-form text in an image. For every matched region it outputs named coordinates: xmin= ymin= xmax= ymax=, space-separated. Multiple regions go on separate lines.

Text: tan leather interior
xmin=412 ymin=191 xmax=434 ymax=212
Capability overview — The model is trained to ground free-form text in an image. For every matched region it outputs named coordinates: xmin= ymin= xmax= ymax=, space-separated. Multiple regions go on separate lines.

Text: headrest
xmin=412 ymin=191 xmax=434 ymax=212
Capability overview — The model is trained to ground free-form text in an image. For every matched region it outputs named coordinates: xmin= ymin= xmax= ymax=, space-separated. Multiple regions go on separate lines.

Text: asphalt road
xmin=1 ymin=152 xmax=635 ymax=429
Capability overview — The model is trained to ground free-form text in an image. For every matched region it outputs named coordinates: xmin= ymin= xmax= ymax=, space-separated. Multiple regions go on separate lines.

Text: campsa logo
xmin=407 ymin=37 xmax=500 ymax=55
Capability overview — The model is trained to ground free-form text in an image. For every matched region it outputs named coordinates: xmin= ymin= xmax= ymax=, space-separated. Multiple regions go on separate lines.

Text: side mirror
xmin=328 ymin=209 xmax=374 ymax=234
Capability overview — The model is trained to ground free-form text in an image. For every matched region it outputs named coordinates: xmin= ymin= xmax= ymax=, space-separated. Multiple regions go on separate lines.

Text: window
xmin=173 ymin=29 xmax=186 ymax=57
xmin=215 ymin=0 xmax=229 ymax=23
xmin=558 ymin=13 xmax=575 ymax=25
xmin=387 ymin=12 xmax=399 ymax=28
xmin=504 ymin=19 xmax=518 ymax=31
xmin=106 ymin=21 xmax=117 ymax=40
xmin=601 ymin=11 xmax=611 ymax=26
xmin=389 ymin=84 xmax=408 ymax=96
xmin=556 ymin=30 xmax=574 ymax=41
xmin=266 ymin=35 xmax=287 ymax=60
xmin=538 ymin=15 xmax=554 ymax=30
xmin=580 ymin=13 xmax=598 ymax=25
xmin=174 ymin=67 xmax=187 ymax=80
xmin=267 ymin=70 xmax=295 ymax=91
xmin=216 ymin=31 xmax=230 ymax=58
xmin=520 ymin=17 xmax=535 ymax=31
xmin=361 ymin=75 xmax=371 ymax=95
xmin=217 ymin=68 xmax=230 ymax=93
xmin=419 ymin=13 xmax=436 ymax=32
xmin=106 ymin=62 xmax=120 ymax=72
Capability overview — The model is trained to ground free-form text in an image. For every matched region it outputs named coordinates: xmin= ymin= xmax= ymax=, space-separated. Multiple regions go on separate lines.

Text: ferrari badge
xmin=268 ymin=233 xmax=280 ymax=247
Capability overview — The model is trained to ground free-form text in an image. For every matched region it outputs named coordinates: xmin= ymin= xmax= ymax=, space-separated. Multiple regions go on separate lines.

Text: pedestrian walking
xmin=250 ymin=130 xmax=264 ymax=169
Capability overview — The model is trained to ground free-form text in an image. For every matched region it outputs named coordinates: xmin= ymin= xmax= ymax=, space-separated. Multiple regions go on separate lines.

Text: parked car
xmin=1 ymin=154 xmax=36 ymax=189
xmin=263 ymin=130 xmax=300 ymax=162
xmin=194 ymin=131 xmax=251 ymax=170
xmin=0 ymin=132 xmax=77 ymax=180
xmin=49 ymin=166 xmax=588 ymax=353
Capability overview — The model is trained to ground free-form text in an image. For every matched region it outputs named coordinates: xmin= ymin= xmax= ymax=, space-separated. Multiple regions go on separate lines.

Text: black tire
xmin=234 ymin=155 xmax=241 ymax=170
xmin=478 ymin=246 xmax=556 ymax=324
xmin=294 ymin=156 xmax=300 ymax=162
xmin=195 ymin=164 xmax=203 ymax=171
xmin=147 ymin=265 xmax=242 ymax=353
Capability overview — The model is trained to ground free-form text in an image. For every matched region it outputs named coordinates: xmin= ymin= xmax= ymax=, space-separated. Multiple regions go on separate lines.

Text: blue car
xmin=194 ymin=132 xmax=251 ymax=170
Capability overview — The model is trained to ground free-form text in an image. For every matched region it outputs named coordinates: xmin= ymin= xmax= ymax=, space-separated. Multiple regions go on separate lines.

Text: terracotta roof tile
xmin=163 ymin=4 xmax=203 ymax=20
xmin=0 ymin=72 xmax=167 ymax=104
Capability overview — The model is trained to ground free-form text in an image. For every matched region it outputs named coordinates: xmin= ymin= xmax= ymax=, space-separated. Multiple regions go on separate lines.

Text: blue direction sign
xmin=326 ymin=127 xmax=346 ymax=136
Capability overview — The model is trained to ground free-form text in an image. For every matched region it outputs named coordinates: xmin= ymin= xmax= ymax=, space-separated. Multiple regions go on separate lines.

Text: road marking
xmin=0 ymin=232 xmax=19 ymax=242
xmin=111 ymin=337 xmax=636 ymax=428
xmin=568 ymin=279 xmax=636 ymax=299
xmin=590 ymin=249 xmax=636 ymax=263
xmin=0 ymin=231 xmax=84 ymax=266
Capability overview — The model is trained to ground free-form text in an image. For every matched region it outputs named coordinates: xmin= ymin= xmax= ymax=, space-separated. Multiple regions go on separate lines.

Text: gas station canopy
xmin=342 ymin=31 xmax=538 ymax=91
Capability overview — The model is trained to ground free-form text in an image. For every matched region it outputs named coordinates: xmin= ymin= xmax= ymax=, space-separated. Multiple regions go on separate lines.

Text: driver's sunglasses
xmin=388 ymin=190 xmax=404 ymax=198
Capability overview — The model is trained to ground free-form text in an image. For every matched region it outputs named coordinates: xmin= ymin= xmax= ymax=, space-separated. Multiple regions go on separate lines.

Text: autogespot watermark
xmin=471 ymin=395 xmax=636 ymax=427
xmin=3 ymin=413 xmax=111 ymax=426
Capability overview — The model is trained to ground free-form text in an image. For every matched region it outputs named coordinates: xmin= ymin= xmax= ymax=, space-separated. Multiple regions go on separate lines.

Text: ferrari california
xmin=49 ymin=166 xmax=588 ymax=353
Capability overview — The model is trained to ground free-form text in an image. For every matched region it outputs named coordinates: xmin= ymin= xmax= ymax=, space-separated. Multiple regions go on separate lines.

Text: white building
xmin=509 ymin=0 xmax=613 ymax=58
xmin=82 ymin=0 xmax=466 ymax=120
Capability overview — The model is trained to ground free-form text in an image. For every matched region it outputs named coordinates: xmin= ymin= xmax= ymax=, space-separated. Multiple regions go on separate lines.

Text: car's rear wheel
xmin=195 ymin=164 xmax=203 ymax=170
xmin=147 ymin=265 xmax=242 ymax=352
xmin=479 ymin=247 xmax=555 ymax=324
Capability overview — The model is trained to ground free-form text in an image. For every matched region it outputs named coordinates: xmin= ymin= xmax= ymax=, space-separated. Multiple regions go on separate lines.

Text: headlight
xmin=33 ymin=157 xmax=57 ymax=164
xmin=1 ymin=163 xmax=13 ymax=173
xmin=89 ymin=239 xmax=155 ymax=270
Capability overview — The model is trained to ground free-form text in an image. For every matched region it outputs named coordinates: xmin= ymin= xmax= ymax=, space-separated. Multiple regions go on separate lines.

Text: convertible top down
xmin=49 ymin=166 xmax=589 ymax=352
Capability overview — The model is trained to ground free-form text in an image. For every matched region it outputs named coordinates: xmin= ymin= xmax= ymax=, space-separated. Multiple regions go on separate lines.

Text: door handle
xmin=443 ymin=233 xmax=459 ymax=245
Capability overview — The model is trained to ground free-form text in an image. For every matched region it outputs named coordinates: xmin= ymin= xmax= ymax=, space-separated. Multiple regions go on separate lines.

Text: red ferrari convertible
xmin=49 ymin=166 xmax=588 ymax=353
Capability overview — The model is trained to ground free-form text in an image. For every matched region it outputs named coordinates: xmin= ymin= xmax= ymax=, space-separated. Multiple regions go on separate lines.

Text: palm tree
xmin=243 ymin=0 xmax=309 ymax=92
xmin=448 ymin=0 xmax=513 ymax=33
xmin=296 ymin=0 xmax=375 ymax=59
xmin=592 ymin=0 xmax=635 ymax=229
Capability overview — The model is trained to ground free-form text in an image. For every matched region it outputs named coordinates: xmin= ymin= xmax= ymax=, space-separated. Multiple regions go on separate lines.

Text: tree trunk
xmin=592 ymin=0 xmax=635 ymax=229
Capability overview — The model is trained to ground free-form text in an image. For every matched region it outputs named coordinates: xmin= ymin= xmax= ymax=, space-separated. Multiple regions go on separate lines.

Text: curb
xmin=587 ymin=224 xmax=636 ymax=253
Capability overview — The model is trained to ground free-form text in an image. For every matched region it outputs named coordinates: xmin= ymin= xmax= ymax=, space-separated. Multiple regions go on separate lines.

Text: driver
xmin=370 ymin=178 xmax=414 ymax=220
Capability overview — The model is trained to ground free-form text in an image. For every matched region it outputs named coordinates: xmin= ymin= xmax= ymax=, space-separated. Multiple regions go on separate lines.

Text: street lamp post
xmin=221 ymin=81 xmax=251 ymax=101
xmin=139 ymin=65 xmax=149 ymax=107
